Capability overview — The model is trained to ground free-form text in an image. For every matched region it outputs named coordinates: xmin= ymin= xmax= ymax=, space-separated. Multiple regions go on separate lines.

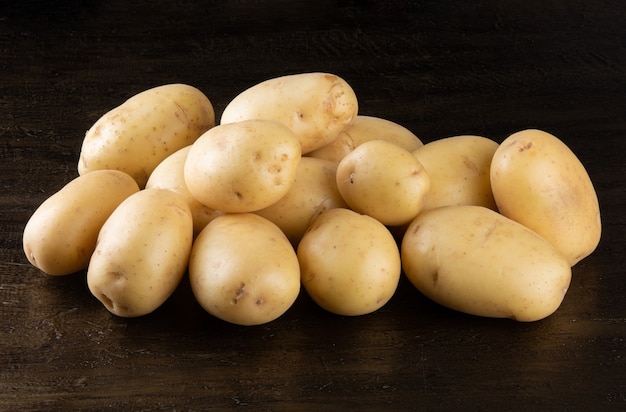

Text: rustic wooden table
xmin=1 ymin=1 xmax=625 ymax=410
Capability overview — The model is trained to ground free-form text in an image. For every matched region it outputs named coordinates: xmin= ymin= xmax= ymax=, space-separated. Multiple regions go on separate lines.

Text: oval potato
xmin=401 ymin=205 xmax=572 ymax=322
xmin=23 ymin=170 xmax=140 ymax=276
xmin=189 ymin=213 xmax=301 ymax=326
xmin=78 ymin=83 xmax=215 ymax=188
xmin=221 ymin=72 xmax=358 ymax=154
xmin=87 ymin=188 xmax=193 ymax=317
xmin=490 ymin=129 xmax=601 ymax=266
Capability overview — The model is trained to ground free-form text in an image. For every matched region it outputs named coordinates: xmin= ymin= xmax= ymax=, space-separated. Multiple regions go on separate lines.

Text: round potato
xmin=308 ymin=115 xmax=423 ymax=163
xmin=413 ymin=135 xmax=499 ymax=211
xmin=401 ymin=205 xmax=572 ymax=322
xmin=255 ymin=157 xmax=348 ymax=245
xmin=221 ymin=72 xmax=358 ymax=154
xmin=189 ymin=213 xmax=301 ymax=326
xmin=184 ymin=119 xmax=301 ymax=213
xmin=297 ymin=208 xmax=401 ymax=316
xmin=146 ymin=145 xmax=223 ymax=236
xmin=78 ymin=83 xmax=215 ymax=188
xmin=87 ymin=188 xmax=193 ymax=317
xmin=336 ymin=140 xmax=430 ymax=226
xmin=490 ymin=129 xmax=601 ymax=266
xmin=23 ymin=170 xmax=139 ymax=276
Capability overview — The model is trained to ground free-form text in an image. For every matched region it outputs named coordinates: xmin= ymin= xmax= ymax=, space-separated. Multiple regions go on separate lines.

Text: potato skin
xmin=78 ymin=83 xmax=215 ymax=188
xmin=297 ymin=208 xmax=401 ymax=316
xmin=490 ymin=129 xmax=601 ymax=266
xmin=184 ymin=119 xmax=301 ymax=213
xmin=401 ymin=205 xmax=572 ymax=322
xmin=87 ymin=188 xmax=193 ymax=317
xmin=221 ymin=72 xmax=358 ymax=154
xmin=188 ymin=213 xmax=301 ymax=326
xmin=23 ymin=170 xmax=139 ymax=276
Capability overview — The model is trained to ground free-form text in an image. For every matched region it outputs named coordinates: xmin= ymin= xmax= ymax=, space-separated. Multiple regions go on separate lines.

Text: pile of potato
xmin=22 ymin=73 xmax=601 ymax=325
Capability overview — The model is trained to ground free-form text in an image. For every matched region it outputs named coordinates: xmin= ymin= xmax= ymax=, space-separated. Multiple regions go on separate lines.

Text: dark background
xmin=1 ymin=1 xmax=625 ymax=410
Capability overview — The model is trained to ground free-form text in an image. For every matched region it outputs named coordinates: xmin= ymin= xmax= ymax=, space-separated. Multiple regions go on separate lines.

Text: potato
xmin=308 ymin=115 xmax=423 ymax=163
xmin=297 ymin=208 xmax=401 ymax=316
xmin=336 ymin=140 xmax=430 ymax=226
xmin=189 ymin=213 xmax=301 ymax=326
xmin=401 ymin=205 xmax=572 ymax=322
xmin=413 ymin=135 xmax=499 ymax=211
xmin=255 ymin=157 xmax=348 ymax=245
xmin=78 ymin=83 xmax=215 ymax=188
xmin=221 ymin=72 xmax=358 ymax=154
xmin=87 ymin=188 xmax=193 ymax=317
xmin=184 ymin=119 xmax=301 ymax=213
xmin=490 ymin=129 xmax=601 ymax=266
xmin=146 ymin=145 xmax=223 ymax=236
xmin=23 ymin=170 xmax=139 ymax=276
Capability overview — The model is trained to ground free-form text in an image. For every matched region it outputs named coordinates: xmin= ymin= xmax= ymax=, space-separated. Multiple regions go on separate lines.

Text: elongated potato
xmin=413 ymin=135 xmax=499 ymax=211
xmin=146 ymin=145 xmax=223 ymax=236
xmin=87 ymin=188 xmax=193 ymax=317
xmin=308 ymin=115 xmax=423 ymax=163
xmin=78 ymin=83 xmax=215 ymax=188
xmin=221 ymin=72 xmax=358 ymax=154
xmin=490 ymin=129 xmax=601 ymax=266
xmin=23 ymin=170 xmax=140 ymax=276
xmin=401 ymin=205 xmax=572 ymax=322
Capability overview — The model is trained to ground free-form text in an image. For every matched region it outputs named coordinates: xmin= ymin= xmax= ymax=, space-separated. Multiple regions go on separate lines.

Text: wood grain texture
xmin=1 ymin=1 xmax=625 ymax=410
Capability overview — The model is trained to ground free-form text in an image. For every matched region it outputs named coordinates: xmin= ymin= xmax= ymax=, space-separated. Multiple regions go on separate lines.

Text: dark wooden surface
xmin=1 ymin=1 xmax=625 ymax=410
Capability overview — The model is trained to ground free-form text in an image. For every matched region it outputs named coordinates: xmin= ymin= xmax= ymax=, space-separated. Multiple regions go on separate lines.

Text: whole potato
xmin=490 ymin=129 xmax=601 ymax=266
xmin=413 ymin=135 xmax=499 ymax=211
xmin=184 ymin=119 xmax=301 ymax=213
xmin=189 ymin=213 xmax=301 ymax=326
xmin=401 ymin=205 xmax=572 ymax=322
xmin=297 ymin=208 xmax=401 ymax=316
xmin=221 ymin=72 xmax=358 ymax=154
xmin=146 ymin=145 xmax=223 ymax=235
xmin=255 ymin=157 xmax=348 ymax=244
xmin=336 ymin=139 xmax=430 ymax=226
xmin=87 ymin=188 xmax=193 ymax=317
xmin=23 ymin=170 xmax=139 ymax=276
xmin=78 ymin=83 xmax=215 ymax=188
xmin=308 ymin=115 xmax=423 ymax=163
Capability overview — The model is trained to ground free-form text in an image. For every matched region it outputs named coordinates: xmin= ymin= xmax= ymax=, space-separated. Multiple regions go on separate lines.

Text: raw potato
xmin=221 ymin=72 xmax=358 ymax=154
xmin=413 ymin=135 xmax=499 ymax=211
xmin=336 ymin=140 xmax=430 ymax=226
xmin=146 ymin=145 xmax=223 ymax=235
xmin=401 ymin=205 xmax=572 ymax=322
xmin=189 ymin=213 xmax=301 ymax=326
xmin=23 ymin=170 xmax=140 ymax=276
xmin=308 ymin=115 xmax=423 ymax=163
xmin=255 ymin=157 xmax=348 ymax=244
xmin=184 ymin=119 xmax=301 ymax=213
xmin=78 ymin=83 xmax=215 ymax=188
xmin=87 ymin=188 xmax=193 ymax=317
xmin=490 ymin=129 xmax=601 ymax=266
xmin=298 ymin=208 xmax=401 ymax=316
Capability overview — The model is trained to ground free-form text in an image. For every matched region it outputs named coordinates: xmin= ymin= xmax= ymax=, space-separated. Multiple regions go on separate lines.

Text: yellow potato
xmin=184 ymin=119 xmax=301 ymax=213
xmin=23 ymin=170 xmax=139 ymax=276
xmin=401 ymin=205 xmax=572 ymax=322
xmin=413 ymin=135 xmax=499 ymax=211
xmin=297 ymin=208 xmax=401 ymax=316
xmin=221 ymin=72 xmax=358 ymax=154
xmin=490 ymin=129 xmax=601 ymax=266
xmin=78 ymin=83 xmax=215 ymax=188
xmin=336 ymin=139 xmax=430 ymax=226
xmin=189 ymin=213 xmax=301 ymax=326
xmin=87 ymin=188 xmax=193 ymax=317
xmin=254 ymin=157 xmax=348 ymax=244
xmin=308 ymin=115 xmax=423 ymax=163
xmin=146 ymin=145 xmax=223 ymax=236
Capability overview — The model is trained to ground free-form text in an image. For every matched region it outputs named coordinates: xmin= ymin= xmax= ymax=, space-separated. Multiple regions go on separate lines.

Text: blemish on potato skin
xmin=518 ymin=140 xmax=533 ymax=152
